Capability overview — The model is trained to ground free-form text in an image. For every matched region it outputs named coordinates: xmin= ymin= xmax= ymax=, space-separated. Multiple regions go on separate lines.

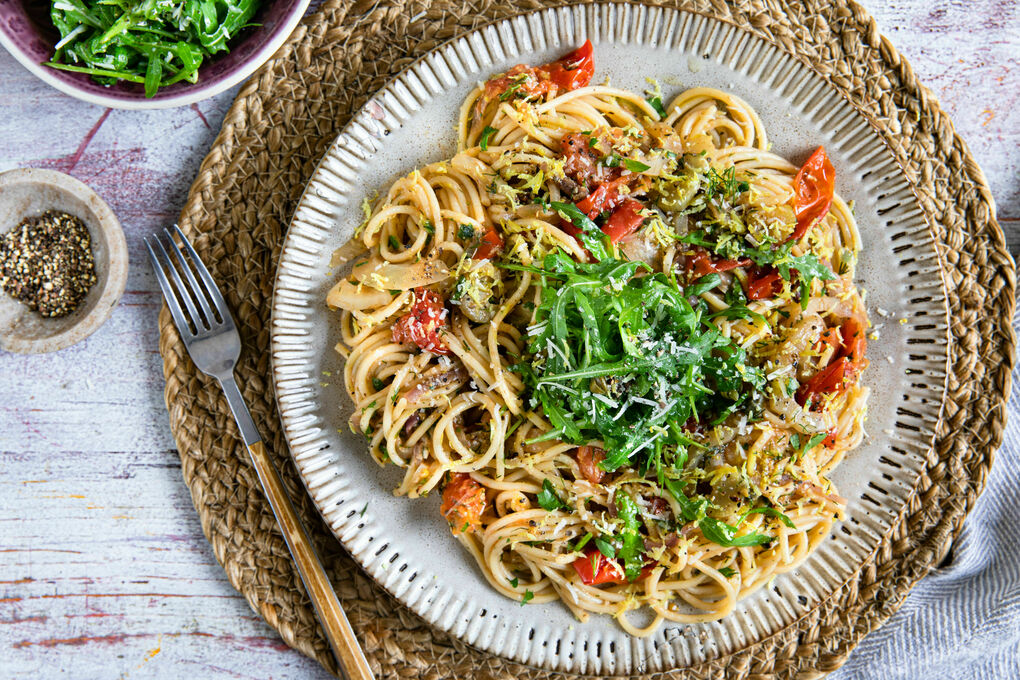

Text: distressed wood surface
xmin=1 ymin=2 xmax=1016 ymax=678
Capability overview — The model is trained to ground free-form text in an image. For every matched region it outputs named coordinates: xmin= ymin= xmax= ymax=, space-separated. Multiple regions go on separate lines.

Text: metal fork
xmin=146 ymin=226 xmax=373 ymax=680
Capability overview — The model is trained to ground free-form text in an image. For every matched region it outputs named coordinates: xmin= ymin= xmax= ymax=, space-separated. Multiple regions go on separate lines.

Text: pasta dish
xmin=327 ymin=42 xmax=869 ymax=635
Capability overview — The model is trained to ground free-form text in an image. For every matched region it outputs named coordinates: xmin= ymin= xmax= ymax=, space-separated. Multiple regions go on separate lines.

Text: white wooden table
xmin=1 ymin=3 xmax=1016 ymax=678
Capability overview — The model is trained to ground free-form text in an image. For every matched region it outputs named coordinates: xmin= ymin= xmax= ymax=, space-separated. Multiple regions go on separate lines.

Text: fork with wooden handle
xmin=146 ymin=225 xmax=374 ymax=680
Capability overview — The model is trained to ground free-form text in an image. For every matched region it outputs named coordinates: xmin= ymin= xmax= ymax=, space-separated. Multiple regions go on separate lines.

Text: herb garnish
xmin=513 ymin=250 xmax=765 ymax=473
xmin=479 ymin=126 xmax=498 ymax=151
xmin=537 ymin=479 xmax=567 ymax=511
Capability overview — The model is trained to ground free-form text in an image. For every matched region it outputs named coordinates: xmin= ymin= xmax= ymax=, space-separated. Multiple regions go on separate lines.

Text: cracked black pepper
xmin=0 ymin=210 xmax=97 ymax=318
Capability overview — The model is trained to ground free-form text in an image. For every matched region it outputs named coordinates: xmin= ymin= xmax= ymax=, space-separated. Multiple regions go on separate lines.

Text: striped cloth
xmin=832 ymin=309 xmax=1020 ymax=679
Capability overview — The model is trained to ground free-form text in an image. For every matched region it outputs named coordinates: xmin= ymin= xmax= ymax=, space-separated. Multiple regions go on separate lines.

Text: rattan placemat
xmin=158 ymin=1 xmax=1016 ymax=677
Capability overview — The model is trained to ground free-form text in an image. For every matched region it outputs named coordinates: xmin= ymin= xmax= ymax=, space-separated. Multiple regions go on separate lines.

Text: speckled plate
xmin=268 ymin=4 xmax=949 ymax=675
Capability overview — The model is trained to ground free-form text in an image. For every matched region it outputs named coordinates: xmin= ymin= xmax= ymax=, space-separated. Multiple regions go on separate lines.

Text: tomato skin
xmin=561 ymin=132 xmax=603 ymax=189
xmin=797 ymin=317 xmax=868 ymax=408
xmin=481 ymin=41 xmax=595 ymax=105
xmin=472 ymin=226 xmax=504 ymax=260
xmin=789 ymin=146 xmax=835 ymax=242
xmin=840 ymin=316 xmax=867 ymax=366
xmin=572 ymin=547 xmax=627 ymax=585
xmin=440 ymin=473 xmax=486 ymax=533
xmin=576 ymin=445 xmax=605 ymax=484
xmin=572 ymin=547 xmax=654 ymax=585
xmin=602 ymin=198 xmax=646 ymax=243
xmin=817 ymin=327 xmax=842 ymax=352
xmin=744 ymin=266 xmax=782 ymax=300
xmin=392 ymin=288 xmax=450 ymax=355
xmin=576 ymin=176 xmax=628 ymax=218
xmin=541 ymin=40 xmax=595 ymax=91
xmin=822 ymin=428 xmax=838 ymax=448
xmin=686 ymin=247 xmax=750 ymax=280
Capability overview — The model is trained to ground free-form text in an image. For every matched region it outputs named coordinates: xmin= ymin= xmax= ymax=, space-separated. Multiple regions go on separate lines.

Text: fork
xmin=146 ymin=226 xmax=374 ymax=680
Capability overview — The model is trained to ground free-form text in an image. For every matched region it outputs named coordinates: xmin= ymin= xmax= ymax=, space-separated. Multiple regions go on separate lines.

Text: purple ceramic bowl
xmin=0 ymin=0 xmax=311 ymax=109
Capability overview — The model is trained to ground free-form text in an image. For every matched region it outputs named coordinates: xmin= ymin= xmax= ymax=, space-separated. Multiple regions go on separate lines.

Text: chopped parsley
xmin=520 ymin=590 xmax=534 ymax=605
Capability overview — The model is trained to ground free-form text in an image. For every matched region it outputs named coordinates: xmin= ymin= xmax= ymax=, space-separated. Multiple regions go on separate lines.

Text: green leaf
xmin=143 ymin=50 xmax=162 ymax=98
xmin=739 ymin=507 xmax=796 ymax=529
xmin=536 ymin=479 xmax=567 ymax=511
xmin=646 ymin=96 xmax=666 ymax=117
xmin=718 ymin=566 xmax=737 ymax=578
xmin=698 ymin=517 xmax=772 ymax=547
xmin=457 ymin=223 xmax=476 ymax=239
xmin=509 ymin=576 xmax=519 ymax=588
xmin=571 ymin=532 xmax=593 ymax=552
xmin=686 ymin=273 xmax=722 ymax=297
xmin=593 ymin=536 xmax=616 ymax=558
xmin=615 ymin=493 xmax=645 ymax=581
xmin=710 ymin=305 xmax=768 ymax=325
xmin=623 ymin=158 xmax=651 ymax=173
xmin=520 ymin=590 xmax=534 ymax=605
xmin=479 ymin=125 xmax=498 ymax=151
xmin=371 ymin=377 xmax=385 ymax=392
xmin=550 ymin=201 xmax=609 ymax=261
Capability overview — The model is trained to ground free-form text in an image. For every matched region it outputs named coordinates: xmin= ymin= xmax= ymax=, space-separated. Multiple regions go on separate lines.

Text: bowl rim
xmin=0 ymin=168 xmax=128 ymax=353
xmin=0 ymin=0 xmax=312 ymax=110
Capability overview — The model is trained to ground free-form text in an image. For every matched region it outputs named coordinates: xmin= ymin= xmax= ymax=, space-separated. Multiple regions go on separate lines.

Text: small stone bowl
xmin=0 ymin=168 xmax=127 ymax=353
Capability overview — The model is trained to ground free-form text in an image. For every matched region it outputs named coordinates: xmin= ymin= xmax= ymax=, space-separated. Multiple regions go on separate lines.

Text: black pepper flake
xmin=0 ymin=210 xmax=97 ymax=318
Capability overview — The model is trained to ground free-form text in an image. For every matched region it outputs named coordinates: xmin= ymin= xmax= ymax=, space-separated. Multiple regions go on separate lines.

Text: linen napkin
xmin=831 ymin=308 xmax=1020 ymax=679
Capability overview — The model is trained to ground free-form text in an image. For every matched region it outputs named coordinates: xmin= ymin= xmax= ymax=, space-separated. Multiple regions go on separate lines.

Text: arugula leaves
xmin=663 ymin=478 xmax=793 ymax=548
xmin=46 ymin=0 xmax=261 ymax=98
xmin=615 ymin=494 xmax=645 ymax=581
xmin=536 ymin=479 xmax=567 ymax=511
xmin=518 ymin=251 xmax=765 ymax=474
xmin=550 ymin=201 xmax=610 ymax=261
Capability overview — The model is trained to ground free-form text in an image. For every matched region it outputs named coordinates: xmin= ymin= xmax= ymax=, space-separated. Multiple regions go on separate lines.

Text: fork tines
xmin=145 ymin=226 xmax=230 ymax=338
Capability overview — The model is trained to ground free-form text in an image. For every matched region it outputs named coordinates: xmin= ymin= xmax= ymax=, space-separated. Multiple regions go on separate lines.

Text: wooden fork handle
xmin=245 ymin=439 xmax=375 ymax=680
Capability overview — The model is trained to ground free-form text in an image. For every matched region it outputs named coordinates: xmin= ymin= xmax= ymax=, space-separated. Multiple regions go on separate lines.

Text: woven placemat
xmin=158 ymin=1 xmax=1016 ymax=677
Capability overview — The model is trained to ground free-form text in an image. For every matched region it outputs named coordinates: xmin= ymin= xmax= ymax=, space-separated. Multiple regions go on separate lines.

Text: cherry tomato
xmin=686 ymin=247 xmax=750 ymax=280
xmin=822 ymin=429 xmax=838 ymax=448
xmin=840 ymin=317 xmax=867 ymax=367
xmin=539 ymin=40 xmax=595 ymax=91
xmin=392 ymin=288 xmax=450 ymax=355
xmin=789 ymin=146 xmax=835 ymax=242
xmin=482 ymin=41 xmax=596 ymax=106
xmin=482 ymin=64 xmax=547 ymax=102
xmin=745 ymin=266 xmax=783 ymax=300
xmin=796 ymin=317 xmax=868 ymax=408
xmin=572 ymin=547 xmax=627 ymax=585
xmin=472 ymin=226 xmax=504 ymax=260
xmin=602 ymin=198 xmax=646 ymax=243
xmin=561 ymin=132 xmax=603 ymax=188
xmin=576 ymin=445 xmax=605 ymax=484
xmin=576 ymin=176 xmax=629 ymax=218
xmin=440 ymin=473 xmax=486 ymax=533
xmin=572 ymin=546 xmax=655 ymax=585
xmin=797 ymin=358 xmax=850 ymax=408
xmin=817 ymin=327 xmax=842 ymax=352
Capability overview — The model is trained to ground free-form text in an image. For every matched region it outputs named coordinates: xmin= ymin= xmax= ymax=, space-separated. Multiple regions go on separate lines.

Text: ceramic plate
xmin=269 ymin=4 xmax=949 ymax=674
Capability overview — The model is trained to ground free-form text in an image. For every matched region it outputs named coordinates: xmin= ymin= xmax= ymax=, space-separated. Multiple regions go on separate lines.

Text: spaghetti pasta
xmin=327 ymin=42 xmax=869 ymax=635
